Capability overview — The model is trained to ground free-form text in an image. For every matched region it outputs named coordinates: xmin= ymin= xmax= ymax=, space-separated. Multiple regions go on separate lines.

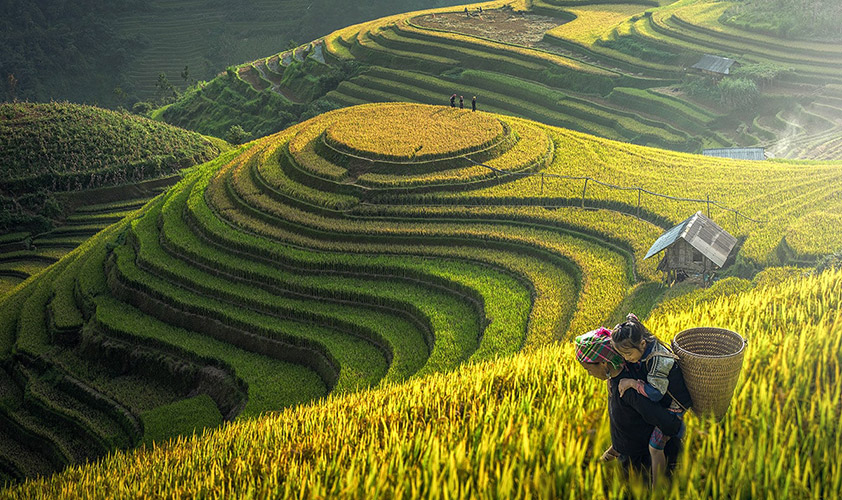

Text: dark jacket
xmin=608 ymin=366 xmax=683 ymax=468
xmin=635 ymin=342 xmax=693 ymax=411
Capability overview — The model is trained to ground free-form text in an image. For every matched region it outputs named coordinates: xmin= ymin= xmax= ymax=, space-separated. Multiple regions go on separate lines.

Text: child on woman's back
xmin=611 ymin=313 xmax=692 ymax=485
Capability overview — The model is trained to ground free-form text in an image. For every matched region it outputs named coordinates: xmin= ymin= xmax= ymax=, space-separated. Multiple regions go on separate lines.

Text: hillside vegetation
xmin=4 ymin=264 xmax=840 ymax=498
xmin=0 ymin=0 xmax=475 ymax=107
xmin=0 ymin=102 xmax=219 ymax=233
xmin=157 ymin=0 xmax=842 ymax=160
xmin=0 ymin=103 xmax=840 ymax=488
xmin=0 ymin=102 xmax=220 ymax=299
xmin=722 ymin=0 xmax=842 ymax=39
xmin=0 ymin=102 xmax=217 ymax=191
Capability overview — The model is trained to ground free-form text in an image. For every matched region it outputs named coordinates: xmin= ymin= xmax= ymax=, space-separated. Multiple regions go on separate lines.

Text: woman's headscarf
xmin=574 ymin=327 xmax=625 ymax=370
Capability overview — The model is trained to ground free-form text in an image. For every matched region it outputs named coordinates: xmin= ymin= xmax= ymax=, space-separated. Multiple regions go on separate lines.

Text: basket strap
xmin=646 ymin=343 xmax=688 ymax=413
xmin=666 ymin=389 xmax=689 ymax=413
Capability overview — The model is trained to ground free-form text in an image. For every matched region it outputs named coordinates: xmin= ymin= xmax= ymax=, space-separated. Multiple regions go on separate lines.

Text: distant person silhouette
xmin=459 ymin=96 xmax=464 ymax=109
xmin=450 ymin=93 xmax=457 ymax=107
xmin=472 ymin=96 xmax=476 ymax=112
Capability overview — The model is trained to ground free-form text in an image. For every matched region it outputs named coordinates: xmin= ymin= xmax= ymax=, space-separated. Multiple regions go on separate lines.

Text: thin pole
xmin=706 ymin=195 xmax=710 ymax=218
xmin=540 ymin=173 xmax=544 ymax=195
xmin=582 ymin=178 xmax=588 ymax=209
xmin=637 ymin=188 xmax=641 ymax=218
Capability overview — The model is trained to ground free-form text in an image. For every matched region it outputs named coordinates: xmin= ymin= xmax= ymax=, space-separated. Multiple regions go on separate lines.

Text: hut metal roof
xmin=692 ymin=55 xmax=736 ymax=75
xmin=702 ymin=147 xmax=765 ymax=161
xmin=644 ymin=211 xmax=737 ymax=268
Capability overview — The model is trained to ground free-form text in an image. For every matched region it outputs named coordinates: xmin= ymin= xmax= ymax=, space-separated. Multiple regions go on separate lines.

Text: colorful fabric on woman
xmin=649 ymin=411 xmax=686 ymax=450
xmin=575 ymin=327 xmax=625 ymax=370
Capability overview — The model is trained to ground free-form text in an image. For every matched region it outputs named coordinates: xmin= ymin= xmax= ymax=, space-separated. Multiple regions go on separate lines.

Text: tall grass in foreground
xmin=4 ymin=269 xmax=841 ymax=499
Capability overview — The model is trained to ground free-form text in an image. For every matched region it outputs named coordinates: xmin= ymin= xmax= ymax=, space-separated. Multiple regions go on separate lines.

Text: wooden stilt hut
xmin=644 ymin=211 xmax=737 ymax=286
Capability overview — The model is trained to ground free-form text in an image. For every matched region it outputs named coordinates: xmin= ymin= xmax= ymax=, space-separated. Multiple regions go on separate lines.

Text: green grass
xmin=164 ymin=173 xmax=531 ymax=362
xmin=93 ymin=295 xmax=327 ymax=418
xmin=605 ymin=280 xmax=666 ymax=326
xmin=0 ymin=233 xmax=30 ymax=245
xmin=111 ymin=241 xmax=385 ymax=392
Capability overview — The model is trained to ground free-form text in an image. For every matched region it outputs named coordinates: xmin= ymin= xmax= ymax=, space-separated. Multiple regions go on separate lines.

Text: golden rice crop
xmin=355 ymin=117 xmax=551 ymax=188
xmin=784 ymin=211 xmax=842 ymax=258
xmin=434 ymin=124 xmax=842 ymax=265
xmin=545 ymin=4 xmax=651 ymax=46
xmin=6 ymin=267 xmax=840 ymax=499
xmin=323 ymin=103 xmax=504 ymax=161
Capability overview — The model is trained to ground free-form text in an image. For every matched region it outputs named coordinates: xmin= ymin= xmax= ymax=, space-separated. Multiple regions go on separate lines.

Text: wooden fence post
xmin=582 ymin=178 xmax=588 ymax=209
xmin=637 ymin=188 xmax=642 ymax=218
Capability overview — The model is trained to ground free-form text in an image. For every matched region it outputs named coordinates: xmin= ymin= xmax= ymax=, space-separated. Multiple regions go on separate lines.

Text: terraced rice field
xmin=0 ymin=199 xmax=161 ymax=299
xmin=114 ymin=0 xmax=303 ymax=97
xmin=5 ymin=242 xmax=842 ymax=498
xmin=1 ymin=103 xmax=840 ymax=488
xmin=192 ymin=0 xmax=842 ymax=160
xmin=0 ymin=103 xmax=627 ymax=483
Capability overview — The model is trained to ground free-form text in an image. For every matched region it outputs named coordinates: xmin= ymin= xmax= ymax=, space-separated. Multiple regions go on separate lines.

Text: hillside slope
xmin=0 ymin=103 xmax=840 ymax=487
xmin=3 ymin=265 xmax=840 ymax=498
xmin=0 ymin=101 xmax=221 ymax=294
xmin=156 ymin=0 xmax=842 ymax=160
xmin=0 ymin=102 xmax=218 ymax=196
xmin=0 ymin=0 xmax=476 ymax=107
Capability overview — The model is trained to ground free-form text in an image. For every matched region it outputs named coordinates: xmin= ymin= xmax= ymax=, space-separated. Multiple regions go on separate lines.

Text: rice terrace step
xmin=1 ymin=0 xmax=842 ymax=497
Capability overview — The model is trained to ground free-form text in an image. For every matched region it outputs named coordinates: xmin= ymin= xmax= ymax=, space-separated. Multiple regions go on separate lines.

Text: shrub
xmin=225 ymin=125 xmax=251 ymax=145
xmin=718 ymin=77 xmax=759 ymax=110
xmin=131 ymin=101 xmax=154 ymax=115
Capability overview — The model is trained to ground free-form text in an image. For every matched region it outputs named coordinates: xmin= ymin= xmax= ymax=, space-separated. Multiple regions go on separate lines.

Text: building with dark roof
xmin=645 ymin=211 xmax=737 ymax=285
xmin=702 ymin=148 xmax=766 ymax=161
xmin=691 ymin=55 xmax=737 ymax=76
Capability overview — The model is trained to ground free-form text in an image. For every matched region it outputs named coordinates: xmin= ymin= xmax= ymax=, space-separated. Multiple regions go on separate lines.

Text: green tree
xmin=155 ymin=73 xmax=179 ymax=104
xmin=732 ymin=62 xmax=789 ymax=90
xmin=132 ymin=101 xmax=154 ymax=115
xmin=112 ymin=86 xmax=128 ymax=104
xmin=6 ymin=74 xmax=17 ymax=102
xmin=226 ymin=125 xmax=250 ymax=145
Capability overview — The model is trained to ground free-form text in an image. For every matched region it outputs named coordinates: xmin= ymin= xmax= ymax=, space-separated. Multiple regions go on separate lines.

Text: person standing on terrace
xmin=472 ymin=96 xmax=477 ymax=112
xmin=450 ymin=93 xmax=457 ymax=107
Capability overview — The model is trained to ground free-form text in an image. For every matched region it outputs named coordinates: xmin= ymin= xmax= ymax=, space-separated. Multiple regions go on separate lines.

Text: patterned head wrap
xmin=574 ymin=327 xmax=625 ymax=370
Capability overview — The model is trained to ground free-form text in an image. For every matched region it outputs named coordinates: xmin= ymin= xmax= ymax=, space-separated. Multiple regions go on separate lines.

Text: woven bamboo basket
xmin=671 ymin=327 xmax=746 ymax=421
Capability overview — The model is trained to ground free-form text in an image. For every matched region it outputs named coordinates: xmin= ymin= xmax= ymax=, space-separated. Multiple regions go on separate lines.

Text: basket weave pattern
xmin=671 ymin=327 xmax=746 ymax=421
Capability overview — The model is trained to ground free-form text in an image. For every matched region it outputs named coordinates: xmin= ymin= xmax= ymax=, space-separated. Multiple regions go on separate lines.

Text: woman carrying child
xmin=574 ymin=328 xmax=684 ymax=477
xmin=610 ymin=313 xmax=693 ymax=486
